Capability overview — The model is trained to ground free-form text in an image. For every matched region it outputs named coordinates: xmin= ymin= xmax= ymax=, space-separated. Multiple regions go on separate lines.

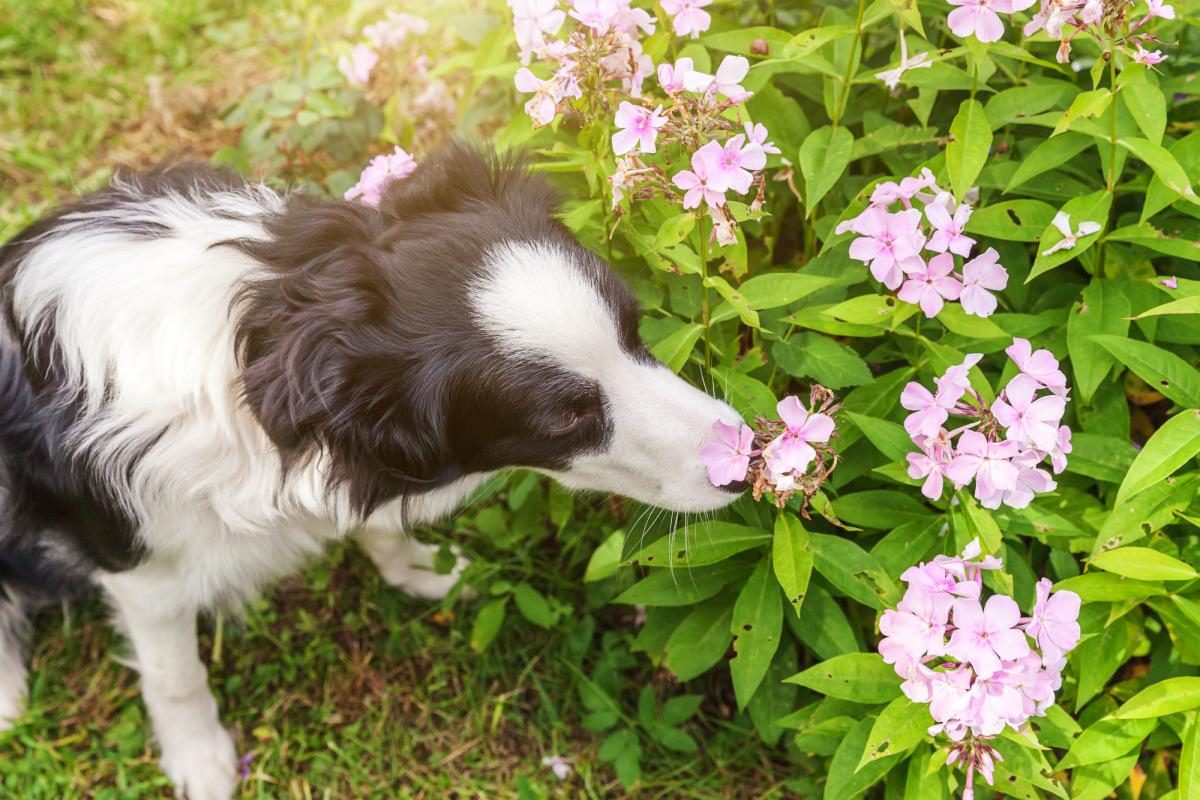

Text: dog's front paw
xmin=379 ymin=544 xmax=474 ymax=601
xmin=160 ymin=723 xmax=238 ymax=800
xmin=0 ymin=662 xmax=27 ymax=732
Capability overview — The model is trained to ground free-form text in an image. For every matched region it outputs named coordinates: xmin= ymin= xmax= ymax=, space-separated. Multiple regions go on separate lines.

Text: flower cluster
xmin=946 ymin=0 xmax=1175 ymax=66
xmin=904 ymin=339 xmax=1071 ymax=510
xmin=698 ymin=387 xmax=840 ymax=510
xmin=338 ymin=12 xmax=429 ymax=86
xmin=837 ymin=170 xmax=1008 ymax=319
xmin=344 ymin=146 xmax=418 ymax=207
xmin=879 ymin=541 xmax=1081 ymax=799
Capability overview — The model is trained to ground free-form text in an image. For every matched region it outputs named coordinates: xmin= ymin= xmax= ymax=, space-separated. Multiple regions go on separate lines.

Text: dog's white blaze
xmin=473 ymin=241 xmax=741 ymax=512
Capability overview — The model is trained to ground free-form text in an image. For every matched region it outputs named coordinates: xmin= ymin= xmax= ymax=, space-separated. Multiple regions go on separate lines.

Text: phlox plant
xmin=233 ymin=0 xmax=1200 ymax=794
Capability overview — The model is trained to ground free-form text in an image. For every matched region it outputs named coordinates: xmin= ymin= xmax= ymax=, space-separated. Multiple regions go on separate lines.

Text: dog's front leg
xmin=101 ymin=569 xmax=236 ymax=800
xmin=355 ymin=528 xmax=471 ymax=600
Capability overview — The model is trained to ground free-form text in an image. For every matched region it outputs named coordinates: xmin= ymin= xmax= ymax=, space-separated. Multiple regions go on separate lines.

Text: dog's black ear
xmin=232 ymin=200 xmax=459 ymax=515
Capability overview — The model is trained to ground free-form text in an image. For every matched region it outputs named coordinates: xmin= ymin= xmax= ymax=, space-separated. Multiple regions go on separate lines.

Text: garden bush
xmin=215 ymin=0 xmax=1200 ymax=796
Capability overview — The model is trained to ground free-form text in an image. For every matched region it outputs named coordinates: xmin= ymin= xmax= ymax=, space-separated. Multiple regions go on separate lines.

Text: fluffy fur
xmin=0 ymin=144 xmax=739 ymax=798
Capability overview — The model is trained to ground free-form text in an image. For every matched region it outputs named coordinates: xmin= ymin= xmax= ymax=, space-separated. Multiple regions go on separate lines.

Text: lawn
xmin=0 ymin=2 xmax=792 ymax=797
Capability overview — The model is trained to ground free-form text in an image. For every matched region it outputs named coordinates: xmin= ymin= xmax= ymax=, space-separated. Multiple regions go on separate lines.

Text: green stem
xmin=1106 ymin=51 xmax=1119 ymax=193
xmin=698 ymin=213 xmax=712 ymax=370
xmin=832 ymin=0 xmax=869 ymax=130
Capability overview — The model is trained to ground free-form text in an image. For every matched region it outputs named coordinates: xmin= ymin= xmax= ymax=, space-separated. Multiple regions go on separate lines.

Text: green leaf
xmin=936 ymin=302 xmax=1011 ymax=339
xmin=1055 ymin=572 xmax=1166 ymax=603
xmin=1116 ymin=409 xmax=1200 ymax=504
xmin=1145 ymin=131 xmax=1200 ymax=221
xmin=1067 ymin=433 xmax=1138 ymax=484
xmin=1121 ymin=78 xmax=1167 ymax=144
xmin=711 ymin=273 xmax=836 ymax=322
xmin=947 ymin=99 xmax=992 ymax=200
xmin=729 ymin=555 xmax=784 ymax=709
xmin=709 ymin=367 xmax=777 ymax=419
xmin=810 ymin=533 xmax=902 ymax=610
xmin=1106 ymin=223 xmax=1200 ymax=261
xmin=612 ymin=559 xmax=754 ymax=606
xmin=785 ymin=652 xmax=901 ymax=704
xmin=1117 ymin=136 xmax=1200 ymax=205
xmin=663 ymin=597 xmax=735 ymax=681
xmin=772 ymin=513 xmax=813 ymax=617
xmin=651 ymin=323 xmax=703 ymax=373
xmin=584 ymin=529 xmax=626 ymax=583
xmin=1094 ymin=475 xmax=1198 ymax=552
xmin=1090 ymin=546 xmax=1198 ymax=581
xmin=1090 ymin=334 xmax=1200 ymax=408
xmin=1028 ymin=190 xmax=1111 ymax=282
xmin=1114 ymin=677 xmax=1200 ymax=719
xmin=825 ymin=717 xmax=903 ymax=800
xmin=512 ymin=583 xmax=554 ymax=628
xmin=831 ymin=490 xmax=931 ymax=530
xmin=1067 ymin=281 xmax=1131 ymax=404
xmin=1006 ymin=133 xmax=1094 ymax=192
xmin=773 ymin=333 xmax=872 ymax=388
xmin=1069 ymin=752 xmax=1139 ymax=800
xmin=857 ymin=696 xmax=932 ymax=769
xmin=781 ymin=25 xmax=854 ymax=59
xmin=844 ymin=412 xmax=913 ymax=462
xmin=625 ymin=522 xmax=771 ymax=568
xmin=1181 ymin=716 xmax=1200 ymax=800
xmin=1074 ymin=618 xmax=1131 ymax=710
xmin=654 ymin=213 xmax=696 ymax=250
xmin=470 ymin=598 xmax=507 ymax=653
xmin=704 ymin=274 xmax=760 ymax=329
xmin=1056 ymin=716 xmax=1157 ymax=769
xmin=1052 ymin=88 xmax=1112 ymax=136
xmin=1134 ymin=295 xmax=1200 ymax=319
xmin=798 ymin=125 xmax=854 ymax=210
xmin=965 ymin=199 xmax=1057 ymax=242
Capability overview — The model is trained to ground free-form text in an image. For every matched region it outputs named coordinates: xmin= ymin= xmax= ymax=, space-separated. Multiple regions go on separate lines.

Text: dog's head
xmin=237 ymin=144 xmax=742 ymax=516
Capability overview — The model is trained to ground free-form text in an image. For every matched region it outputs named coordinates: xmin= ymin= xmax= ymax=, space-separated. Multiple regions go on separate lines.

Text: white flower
xmin=1040 ymin=211 xmax=1102 ymax=256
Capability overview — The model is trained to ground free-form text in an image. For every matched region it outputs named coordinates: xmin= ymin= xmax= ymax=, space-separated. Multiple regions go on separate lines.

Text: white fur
xmin=472 ymin=241 xmax=741 ymax=511
xmin=0 ymin=589 xmax=28 ymax=730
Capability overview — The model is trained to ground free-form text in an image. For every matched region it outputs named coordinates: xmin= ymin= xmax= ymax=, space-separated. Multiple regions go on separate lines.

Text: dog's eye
xmin=549 ymin=408 xmax=593 ymax=435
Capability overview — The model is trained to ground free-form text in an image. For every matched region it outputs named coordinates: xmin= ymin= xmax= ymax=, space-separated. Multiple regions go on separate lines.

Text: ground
xmin=0 ymin=2 xmax=794 ymax=797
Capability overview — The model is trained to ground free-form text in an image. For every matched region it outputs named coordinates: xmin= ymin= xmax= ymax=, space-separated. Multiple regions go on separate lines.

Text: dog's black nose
xmin=720 ymin=480 xmax=749 ymax=494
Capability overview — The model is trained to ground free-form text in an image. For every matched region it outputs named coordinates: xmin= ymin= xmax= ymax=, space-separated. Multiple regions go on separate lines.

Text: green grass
xmin=0 ymin=8 xmax=798 ymax=795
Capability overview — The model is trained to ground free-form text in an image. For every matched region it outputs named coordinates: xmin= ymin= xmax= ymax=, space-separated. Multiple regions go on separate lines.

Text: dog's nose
xmin=719 ymin=479 xmax=749 ymax=494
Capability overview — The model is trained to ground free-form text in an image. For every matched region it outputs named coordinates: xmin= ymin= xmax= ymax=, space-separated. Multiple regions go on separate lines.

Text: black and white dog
xmin=0 ymin=143 xmax=741 ymax=798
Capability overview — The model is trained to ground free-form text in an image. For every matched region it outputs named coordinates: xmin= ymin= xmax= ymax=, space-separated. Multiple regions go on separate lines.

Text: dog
xmin=0 ymin=143 xmax=742 ymax=798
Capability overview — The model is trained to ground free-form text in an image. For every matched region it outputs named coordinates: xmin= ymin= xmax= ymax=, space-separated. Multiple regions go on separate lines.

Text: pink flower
xmin=569 ymin=0 xmax=621 ymax=32
xmin=959 ymin=247 xmax=1008 ymax=317
xmin=880 ymin=585 xmax=953 ymax=663
xmin=693 ymin=135 xmax=766 ymax=195
xmin=661 ymin=0 xmax=712 ymax=38
xmin=1162 ymin=275 xmax=1179 ymax=289
xmin=907 ymin=431 xmax=955 ymax=500
xmin=993 ymin=375 xmax=1067 ymax=451
xmin=947 ymin=595 xmax=1030 ymax=678
xmin=682 ymin=55 xmax=752 ymax=102
xmin=364 ymin=11 xmax=429 ymax=49
xmin=925 ymin=200 xmax=976 ymax=257
xmin=936 ymin=353 xmax=983 ymax=405
xmin=1079 ymin=0 xmax=1104 ymax=23
xmin=1006 ymin=338 xmax=1068 ymax=397
xmin=1041 ymin=211 xmax=1103 ymax=256
xmin=338 ymin=44 xmax=378 ymax=87
xmin=611 ymin=102 xmax=667 ymax=155
xmin=1049 ymin=425 xmax=1072 ymax=474
xmin=509 ymin=0 xmax=567 ymax=62
xmin=673 ymin=152 xmax=726 ymax=210
xmin=657 ymin=57 xmax=694 ymax=93
xmin=761 ymin=396 xmax=835 ymax=476
xmin=1026 ymin=578 xmax=1081 ymax=663
xmin=698 ymin=420 xmax=756 ymax=486
xmin=901 ymin=381 xmax=952 ymax=439
xmin=847 ymin=208 xmax=926 ymax=290
xmin=1134 ymin=46 xmax=1168 ymax=66
xmin=1148 ymin=0 xmax=1176 ymax=19
xmin=744 ymin=122 xmax=781 ymax=155
xmin=946 ymin=430 xmax=1021 ymax=500
xmin=344 ymin=147 xmax=418 ymax=207
xmin=898 ymin=252 xmax=964 ymax=318
xmin=947 ymin=0 xmax=1016 ymax=43
xmin=983 ymin=449 xmax=1056 ymax=509
xmin=514 ymin=68 xmax=561 ymax=126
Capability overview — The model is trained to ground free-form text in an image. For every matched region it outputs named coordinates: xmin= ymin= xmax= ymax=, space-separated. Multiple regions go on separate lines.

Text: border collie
xmin=0 ymin=143 xmax=741 ymax=798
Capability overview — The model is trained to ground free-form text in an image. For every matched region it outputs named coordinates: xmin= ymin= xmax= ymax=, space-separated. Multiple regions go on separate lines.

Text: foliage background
xmin=2 ymin=0 xmax=1200 ymax=798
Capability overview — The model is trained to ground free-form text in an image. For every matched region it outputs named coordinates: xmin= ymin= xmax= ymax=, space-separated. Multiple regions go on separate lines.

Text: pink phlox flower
xmin=364 ymin=11 xmax=428 ymax=49
xmin=982 ymin=449 xmax=1056 ymax=510
xmin=1042 ymin=211 xmax=1102 ymax=256
xmin=927 ymin=667 xmax=975 ymax=740
xmin=902 ymin=558 xmax=982 ymax=600
xmin=898 ymin=661 xmax=938 ymax=703
xmin=662 ymin=0 xmax=712 ymax=38
xmin=1133 ymin=45 xmax=1168 ymax=65
xmin=569 ymin=0 xmax=621 ymax=32
xmin=694 ymin=135 xmax=766 ymax=195
xmin=514 ymin=68 xmax=563 ymax=126
xmin=657 ymin=57 xmax=694 ymax=93
xmin=847 ymin=207 xmax=926 ymax=290
xmin=1025 ymin=0 xmax=1082 ymax=37
xmin=880 ymin=585 xmax=953 ymax=663
xmin=1006 ymin=337 xmax=1069 ymax=397
xmin=511 ymin=0 xmax=566 ymax=62
xmin=1026 ymin=577 xmax=1081 ymax=663
xmin=612 ymin=102 xmax=667 ymax=155
xmin=898 ymin=252 xmax=964 ymax=318
xmin=934 ymin=353 xmax=984 ymax=407
xmin=907 ymin=431 xmax=957 ymax=500
xmin=338 ymin=44 xmax=378 ymax=87
xmin=1148 ymin=0 xmax=1176 ymax=19
xmin=947 ymin=594 xmax=1030 ymax=678
xmin=993 ymin=374 xmax=1067 ymax=451
xmin=901 ymin=381 xmax=953 ymax=439
xmin=925 ymin=199 xmax=976 ymax=257
xmin=946 ymin=430 xmax=1021 ymax=500
xmin=613 ymin=3 xmax=657 ymax=37
xmin=697 ymin=420 xmax=756 ymax=487
xmin=965 ymin=669 xmax=1025 ymax=736
xmin=626 ymin=51 xmax=654 ymax=98
xmin=683 ymin=55 xmax=752 ymax=103
xmin=344 ymin=147 xmax=418 ymax=207
xmin=1079 ymin=0 xmax=1104 ymax=24
xmin=1049 ymin=424 xmax=1072 ymax=474
xmin=672 ymin=152 xmax=727 ymax=210
xmin=744 ymin=122 xmax=781 ymax=155
xmin=947 ymin=0 xmax=1017 ymax=43
xmin=761 ymin=396 xmax=834 ymax=476
xmin=1008 ymin=651 xmax=1057 ymax=718
xmin=959 ymin=247 xmax=1008 ymax=317
xmin=1162 ymin=275 xmax=1179 ymax=289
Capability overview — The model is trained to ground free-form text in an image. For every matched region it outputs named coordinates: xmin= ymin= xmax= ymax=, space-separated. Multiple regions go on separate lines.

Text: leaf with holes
xmin=1067 ymin=281 xmax=1130 ymax=403
xmin=729 ymin=555 xmax=784 ymax=709
xmin=1116 ymin=409 xmax=1200 ymax=505
xmin=1090 ymin=546 xmax=1198 ymax=582
xmin=857 ymin=696 xmax=932 ymax=769
xmin=624 ymin=522 xmax=771 ymax=568
xmin=772 ymin=513 xmax=813 ymax=618
xmin=1090 ymin=334 xmax=1200 ymax=408
xmin=784 ymin=652 xmax=901 ymax=704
